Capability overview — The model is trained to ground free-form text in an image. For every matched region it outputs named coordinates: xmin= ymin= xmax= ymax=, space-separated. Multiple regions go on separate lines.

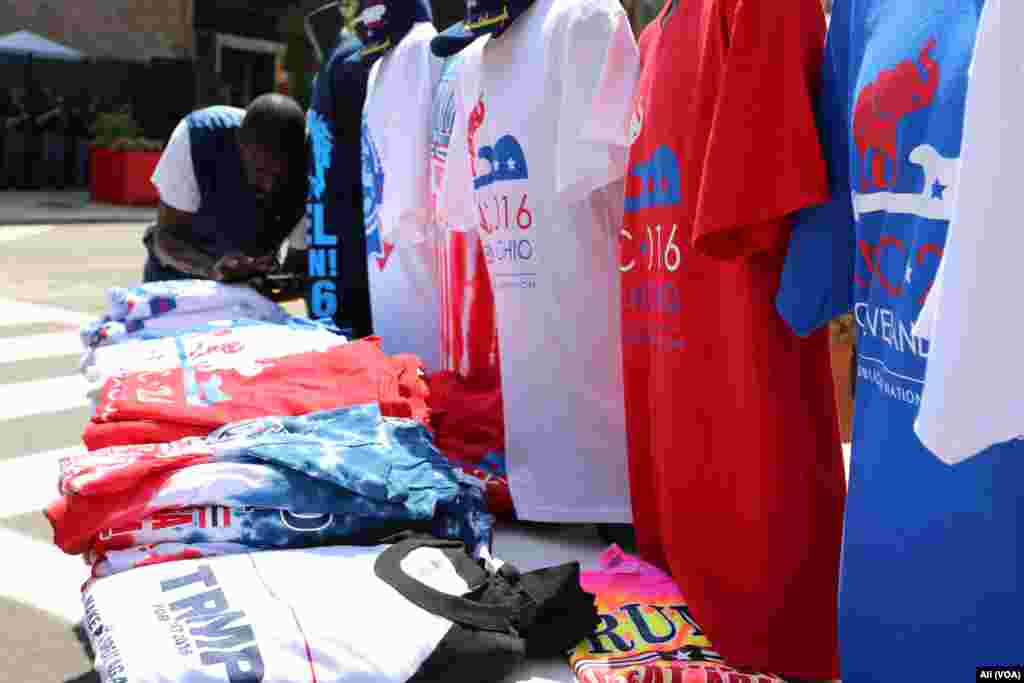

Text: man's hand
xmin=210 ymin=252 xmax=276 ymax=282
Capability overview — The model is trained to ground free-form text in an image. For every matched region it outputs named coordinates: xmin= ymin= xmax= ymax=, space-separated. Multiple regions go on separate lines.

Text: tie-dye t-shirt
xmin=51 ymin=405 xmax=494 ymax=557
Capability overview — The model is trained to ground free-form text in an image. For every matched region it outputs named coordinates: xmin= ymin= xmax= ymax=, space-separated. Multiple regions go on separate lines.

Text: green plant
xmin=107 ymin=137 xmax=164 ymax=152
xmin=620 ymin=0 xmax=661 ymax=33
xmin=91 ymin=110 xmax=142 ymax=147
xmin=91 ymin=110 xmax=163 ymax=152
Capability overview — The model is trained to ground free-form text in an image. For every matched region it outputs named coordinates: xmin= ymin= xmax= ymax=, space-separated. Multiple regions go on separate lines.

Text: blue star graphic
xmin=639 ymin=242 xmax=648 ymax=254
xmin=931 ymin=179 xmax=947 ymax=199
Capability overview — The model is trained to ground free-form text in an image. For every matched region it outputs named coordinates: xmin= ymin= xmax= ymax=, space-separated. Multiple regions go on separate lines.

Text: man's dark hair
xmin=239 ymin=93 xmax=306 ymax=160
xmin=238 ymin=93 xmax=309 ymax=242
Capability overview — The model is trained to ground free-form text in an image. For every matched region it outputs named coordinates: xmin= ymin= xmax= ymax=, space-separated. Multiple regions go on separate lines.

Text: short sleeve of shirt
xmin=151 ymin=118 xmax=201 ymax=213
xmin=776 ymin=4 xmax=858 ymax=336
xmin=693 ymin=0 xmax=830 ymax=260
xmin=554 ymin=1 xmax=640 ymax=204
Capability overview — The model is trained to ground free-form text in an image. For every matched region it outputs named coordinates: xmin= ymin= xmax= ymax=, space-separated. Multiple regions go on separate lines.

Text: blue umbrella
xmin=0 ymin=30 xmax=84 ymax=61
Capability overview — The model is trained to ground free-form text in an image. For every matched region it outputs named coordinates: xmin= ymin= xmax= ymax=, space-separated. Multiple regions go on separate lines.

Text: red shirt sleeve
xmin=693 ymin=0 xmax=830 ymax=260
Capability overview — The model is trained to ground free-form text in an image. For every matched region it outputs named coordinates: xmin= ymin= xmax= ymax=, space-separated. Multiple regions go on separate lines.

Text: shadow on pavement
xmin=65 ymin=623 xmax=99 ymax=683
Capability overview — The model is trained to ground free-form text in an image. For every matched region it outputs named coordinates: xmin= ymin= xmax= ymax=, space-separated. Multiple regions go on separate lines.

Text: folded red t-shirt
xmin=428 ymin=370 xmax=504 ymax=462
xmin=83 ymin=420 xmax=208 ymax=451
xmin=427 ymin=370 xmax=513 ymax=518
xmin=87 ymin=337 xmax=429 ymax=440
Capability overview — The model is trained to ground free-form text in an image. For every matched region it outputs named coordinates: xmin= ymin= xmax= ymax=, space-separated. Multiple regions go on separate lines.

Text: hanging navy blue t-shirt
xmin=306 ymin=36 xmax=374 ymax=337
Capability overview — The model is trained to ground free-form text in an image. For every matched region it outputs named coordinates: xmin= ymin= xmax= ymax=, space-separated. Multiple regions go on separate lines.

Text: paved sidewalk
xmin=0 ymin=190 xmax=155 ymax=225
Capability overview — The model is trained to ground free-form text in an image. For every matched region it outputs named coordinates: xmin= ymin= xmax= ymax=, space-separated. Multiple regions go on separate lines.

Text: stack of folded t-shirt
xmin=61 ymin=279 xmax=520 ymax=586
xmin=83 ymin=332 xmax=430 ymax=450
xmin=79 ymin=279 xmax=298 ymax=359
xmin=48 ymin=404 xmax=494 ymax=578
xmin=78 ymin=282 xmax=513 ymax=515
xmin=81 ymin=315 xmax=344 ymax=378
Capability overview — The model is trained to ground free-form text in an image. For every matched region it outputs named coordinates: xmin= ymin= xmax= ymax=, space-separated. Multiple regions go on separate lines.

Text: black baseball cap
xmin=352 ymin=0 xmax=433 ymax=61
xmin=430 ymin=0 xmax=535 ymax=58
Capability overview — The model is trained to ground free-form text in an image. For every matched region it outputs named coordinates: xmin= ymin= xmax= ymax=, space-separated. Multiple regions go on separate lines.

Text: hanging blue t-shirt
xmin=777 ymin=2 xmax=1024 ymax=681
xmin=306 ymin=35 xmax=374 ymax=337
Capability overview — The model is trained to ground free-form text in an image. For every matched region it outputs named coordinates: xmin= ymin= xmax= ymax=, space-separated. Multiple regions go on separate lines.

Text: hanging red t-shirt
xmin=438 ymin=230 xmax=501 ymax=381
xmin=620 ymin=1 xmax=844 ymax=678
xmin=431 ymin=215 xmax=511 ymax=516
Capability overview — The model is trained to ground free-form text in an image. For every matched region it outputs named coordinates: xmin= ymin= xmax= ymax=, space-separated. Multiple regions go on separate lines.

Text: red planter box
xmin=89 ymin=147 xmax=161 ymax=206
xmin=88 ymin=147 xmax=117 ymax=203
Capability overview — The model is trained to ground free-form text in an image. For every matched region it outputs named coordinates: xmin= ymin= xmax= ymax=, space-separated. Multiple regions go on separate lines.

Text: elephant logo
xmin=852 ymin=143 xmax=959 ymax=222
xmin=474 ymin=135 xmax=529 ymax=189
xmin=466 ymin=92 xmax=529 ymax=190
xmin=853 ymin=38 xmax=941 ymax=190
xmin=624 ymin=145 xmax=682 ymax=213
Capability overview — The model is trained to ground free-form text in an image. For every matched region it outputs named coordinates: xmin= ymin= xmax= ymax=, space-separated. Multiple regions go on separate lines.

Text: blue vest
xmin=186 ymin=106 xmax=294 ymax=259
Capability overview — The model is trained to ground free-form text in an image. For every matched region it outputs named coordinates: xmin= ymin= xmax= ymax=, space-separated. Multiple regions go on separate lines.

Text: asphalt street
xmin=0 ymin=220 xmax=301 ymax=682
xmin=0 ymin=221 xmax=147 ymax=683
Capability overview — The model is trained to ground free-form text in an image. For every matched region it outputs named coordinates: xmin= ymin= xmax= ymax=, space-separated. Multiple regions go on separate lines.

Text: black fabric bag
xmin=376 ymin=533 xmax=601 ymax=682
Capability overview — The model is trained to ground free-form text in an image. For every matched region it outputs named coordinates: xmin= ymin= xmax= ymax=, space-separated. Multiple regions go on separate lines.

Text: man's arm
xmin=147 ymin=117 xmax=222 ymax=278
xmin=146 ymin=202 xmax=218 ymax=279
xmin=147 ymin=208 xmax=274 ymax=282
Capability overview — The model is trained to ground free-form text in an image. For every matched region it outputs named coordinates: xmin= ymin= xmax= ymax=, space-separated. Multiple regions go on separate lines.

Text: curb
xmin=0 ymin=215 xmax=155 ymax=226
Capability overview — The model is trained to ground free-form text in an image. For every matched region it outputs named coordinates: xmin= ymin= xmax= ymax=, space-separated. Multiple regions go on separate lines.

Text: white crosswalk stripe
xmin=0 ymin=299 xmax=93 ymax=620
xmin=0 ymin=298 xmax=93 ymax=328
xmin=0 ymin=527 xmax=89 ymax=623
xmin=0 ymin=375 xmax=92 ymax=423
xmin=1 ymin=331 xmax=84 ymax=365
xmin=0 ymin=224 xmax=57 ymax=243
xmin=0 ymin=445 xmax=86 ymax=520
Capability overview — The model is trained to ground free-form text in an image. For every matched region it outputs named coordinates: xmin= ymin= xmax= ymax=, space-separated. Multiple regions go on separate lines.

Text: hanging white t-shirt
xmin=363 ymin=22 xmax=443 ymax=371
xmin=914 ymin=0 xmax=1016 ymax=465
xmin=447 ymin=0 xmax=640 ymax=522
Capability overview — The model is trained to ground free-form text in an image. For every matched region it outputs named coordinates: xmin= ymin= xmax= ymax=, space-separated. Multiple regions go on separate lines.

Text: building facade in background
xmin=0 ymin=0 xmax=296 ymax=111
